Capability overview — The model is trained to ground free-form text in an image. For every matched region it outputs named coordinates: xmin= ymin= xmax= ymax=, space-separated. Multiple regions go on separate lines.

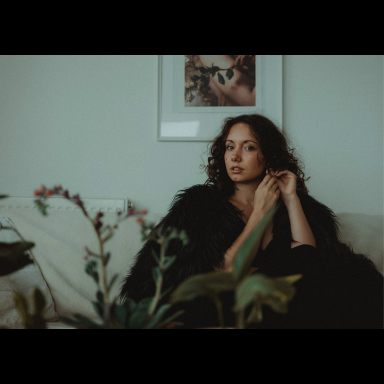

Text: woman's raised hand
xmin=270 ymin=169 xmax=298 ymax=200
xmin=253 ymin=174 xmax=280 ymax=217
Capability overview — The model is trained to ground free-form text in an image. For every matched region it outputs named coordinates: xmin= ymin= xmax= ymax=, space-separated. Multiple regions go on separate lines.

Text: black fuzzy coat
xmin=120 ymin=184 xmax=383 ymax=329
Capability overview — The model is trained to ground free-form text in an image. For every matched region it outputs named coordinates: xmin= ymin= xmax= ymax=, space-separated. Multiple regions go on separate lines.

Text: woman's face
xmin=224 ymin=123 xmax=266 ymax=184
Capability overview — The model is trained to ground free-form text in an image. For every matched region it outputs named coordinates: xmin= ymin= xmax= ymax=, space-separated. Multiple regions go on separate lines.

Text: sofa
xmin=0 ymin=196 xmax=383 ymax=329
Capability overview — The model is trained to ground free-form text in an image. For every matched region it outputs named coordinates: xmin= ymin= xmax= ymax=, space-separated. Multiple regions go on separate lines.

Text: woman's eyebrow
xmin=226 ymin=139 xmax=258 ymax=144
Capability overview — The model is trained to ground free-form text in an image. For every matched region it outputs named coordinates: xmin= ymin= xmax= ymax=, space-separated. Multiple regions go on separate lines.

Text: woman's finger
xmin=276 ymin=170 xmax=294 ymax=177
xmin=262 ymin=174 xmax=272 ymax=184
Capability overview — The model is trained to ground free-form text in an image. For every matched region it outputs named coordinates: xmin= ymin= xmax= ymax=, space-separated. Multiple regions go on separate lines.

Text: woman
xmin=120 ymin=114 xmax=383 ymax=329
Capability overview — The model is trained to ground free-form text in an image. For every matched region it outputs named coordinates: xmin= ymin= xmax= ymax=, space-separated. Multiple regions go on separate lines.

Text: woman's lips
xmin=231 ymin=169 xmax=243 ymax=174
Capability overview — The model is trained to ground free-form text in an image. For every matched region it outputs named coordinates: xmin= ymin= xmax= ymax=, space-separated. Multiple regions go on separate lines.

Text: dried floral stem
xmin=148 ymin=239 xmax=166 ymax=317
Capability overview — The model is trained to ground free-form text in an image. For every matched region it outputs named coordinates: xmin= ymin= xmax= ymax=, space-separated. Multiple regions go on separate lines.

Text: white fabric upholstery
xmin=336 ymin=213 xmax=383 ymax=274
xmin=0 ymin=217 xmax=59 ymax=328
xmin=0 ymin=208 xmax=163 ymax=326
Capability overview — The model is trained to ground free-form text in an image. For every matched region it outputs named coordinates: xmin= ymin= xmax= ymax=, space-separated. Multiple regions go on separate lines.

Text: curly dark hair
xmin=202 ymin=114 xmax=310 ymax=198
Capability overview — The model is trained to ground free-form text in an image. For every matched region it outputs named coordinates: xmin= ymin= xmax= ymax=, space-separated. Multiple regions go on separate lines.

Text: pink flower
xmin=128 ymin=208 xmax=135 ymax=216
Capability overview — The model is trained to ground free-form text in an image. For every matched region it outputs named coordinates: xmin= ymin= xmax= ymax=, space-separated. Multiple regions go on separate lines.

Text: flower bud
xmin=136 ymin=218 xmax=143 ymax=225
xmin=46 ymin=190 xmax=53 ymax=196
xmin=141 ymin=209 xmax=148 ymax=215
xmin=34 ymin=190 xmax=39 ymax=196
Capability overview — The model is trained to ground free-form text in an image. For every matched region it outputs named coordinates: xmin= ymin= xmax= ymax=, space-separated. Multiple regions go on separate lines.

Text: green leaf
xmin=92 ymin=301 xmax=104 ymax=318
xmin=0 ymin=241 xmax=35 ymax=258
xmin=123 ymin=297 xmax=137 ymax=314
xmin=152 ymin=266 xmax=162 ymax=283
xmin=85 ymin=260 xmax=97 ymax=276
xmin=137 ymin=297 xmax=153 ymax=313
xmin=190 ymin=75 xmax=200 ymax=82
xmin=151 ymin=249 xmax=160 ymax=264
xmin=163 ymin=256 xmax=176 ymax=270
xmin=234 ymin=274 xmax=302 ymax=318
xmin=234 ymin=204 xmax=280 ymax=282
xmin=178 ymin=230 xmax=189 ymax=246
xmin=112 ymin=304 xmax=128 ymax=328
xmin=0 ymin=242 xmax=35 ymax=276
xmin=155 ymin=310 xmax=185 ymax=329
xmin=145 ymin=304 xmax=171 ymax=329
xmin=226 ymin=68 xmax=234 ymax=80
xmin=169 ymin=271 xmax=236 ymax=305
xmin=108 ymin=273 xmax=119 ymax=291
xmin=128 ymin=310 xmax=149 ymax=329
xmin=104 ymin=252 xmax=111 ymax=266
xmin=34 ymin=199 xmax=50 ymax=216
xmin=217 ymin=72 xmax=225 ymax=85
xmin=198 ymin=66 xmax=208 ymax=74
xmin=200 ymin=73 xmax=210 ymax=87
xmin=245 ymin=299 xmax=263 ymax=325
xmin=96 ymin=290 xmax=104 ymax=304
xmin=33 ymin=287 xmax=46 ymax=315
xmin=92 ymin=271 xmax=99 ymax=284
xmin=234 ymin=274 xmax=276 ymax=311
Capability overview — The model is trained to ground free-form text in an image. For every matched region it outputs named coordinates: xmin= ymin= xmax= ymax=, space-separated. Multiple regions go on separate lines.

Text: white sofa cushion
xmin=0 ymin=208 xmax=163 ymax=324
xmin=0 ymin=217 xmax=59 ymax=328
xmin=336 ymin=212 xmax=383 ymax=274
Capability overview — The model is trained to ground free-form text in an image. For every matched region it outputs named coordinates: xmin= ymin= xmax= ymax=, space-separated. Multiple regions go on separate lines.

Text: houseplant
xmin=1 ymin=188 xmax=301 ymax=329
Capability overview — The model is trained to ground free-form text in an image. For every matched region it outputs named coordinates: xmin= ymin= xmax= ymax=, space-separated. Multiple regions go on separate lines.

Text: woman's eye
xmin=245 ymin=146 xmax=255 ymax=151
xmin=226 ymin=146 xmax=234 ymax=150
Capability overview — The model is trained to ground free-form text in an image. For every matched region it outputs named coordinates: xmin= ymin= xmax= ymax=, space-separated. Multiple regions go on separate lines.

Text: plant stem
xmin=148 ymin=240 xmax=165 ymax=317
xmin=210 ymin=295 xmax=225 ymax=329
xmin=235 ymin=310 xmax=245 ymax=329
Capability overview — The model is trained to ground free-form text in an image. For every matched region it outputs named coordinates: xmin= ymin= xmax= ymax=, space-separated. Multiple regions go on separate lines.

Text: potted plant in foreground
xmin=0 ymin=188 xmax=301 ymax=329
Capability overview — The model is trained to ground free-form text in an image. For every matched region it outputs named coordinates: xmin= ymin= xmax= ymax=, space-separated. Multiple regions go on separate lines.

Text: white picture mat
xmin=157 ymin=55 xmax=282 ymax=142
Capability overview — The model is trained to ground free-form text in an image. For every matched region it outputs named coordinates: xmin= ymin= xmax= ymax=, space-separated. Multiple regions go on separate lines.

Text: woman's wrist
xmin=282 ymin=193 xmax=300 ymax=210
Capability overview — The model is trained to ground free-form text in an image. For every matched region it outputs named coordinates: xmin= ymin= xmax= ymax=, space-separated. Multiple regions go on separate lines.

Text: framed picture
xmin=157 ymin=55 xmax=283 ymax=142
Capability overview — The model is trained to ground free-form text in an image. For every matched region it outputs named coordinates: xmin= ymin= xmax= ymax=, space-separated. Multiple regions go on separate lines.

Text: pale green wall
xmin=0 ymin=55 xmax=382 ymax=215
xmin=283 ymin=55 xmax=383 ymax=215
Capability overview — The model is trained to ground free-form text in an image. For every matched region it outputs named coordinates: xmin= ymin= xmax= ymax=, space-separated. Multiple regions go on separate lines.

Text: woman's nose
xmin=231 ymin=151 xmax=241 ymax=161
